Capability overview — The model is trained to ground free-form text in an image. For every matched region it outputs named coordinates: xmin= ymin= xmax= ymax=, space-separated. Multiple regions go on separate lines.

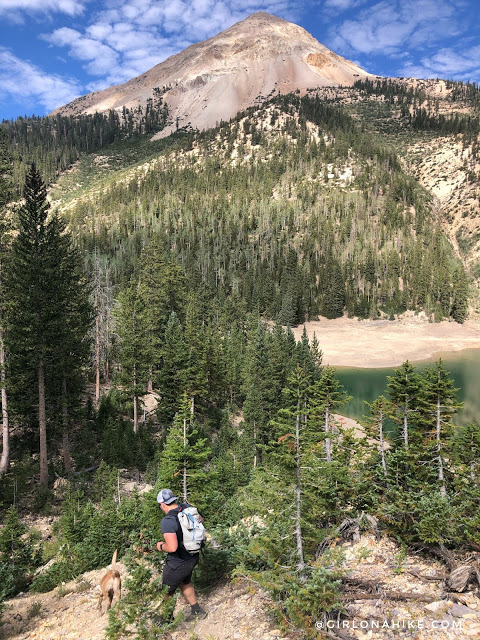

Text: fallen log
xmin=407 ymin=569 xmax=447 ymax=583
xmin=341 ymin=576 xmax=382 ymax=592
xmin=341 ymin=591 xmax=436 ymax=603
xmin=410 ymin=542 xmax=480 ymax=592
xmin=447 ymin=565 xmax=480 ymax=592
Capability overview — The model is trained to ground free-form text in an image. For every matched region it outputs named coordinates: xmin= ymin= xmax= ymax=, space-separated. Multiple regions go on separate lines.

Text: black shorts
xmin=162 ymin=555 xmax=199 ymax=595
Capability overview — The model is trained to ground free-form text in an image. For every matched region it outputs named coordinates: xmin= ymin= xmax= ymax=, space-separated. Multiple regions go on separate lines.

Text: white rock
xmin=425 ymin=601 xmax=447 ymax=612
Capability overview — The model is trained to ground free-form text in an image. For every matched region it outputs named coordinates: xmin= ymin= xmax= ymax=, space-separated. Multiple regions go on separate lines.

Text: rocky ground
xmin=336 ymin=534 xmax=480 ymax=640
xmin=0 ymin=568 xmax=284 ymax=640
xmin=2 ymin=533 xmax=479 ymax=640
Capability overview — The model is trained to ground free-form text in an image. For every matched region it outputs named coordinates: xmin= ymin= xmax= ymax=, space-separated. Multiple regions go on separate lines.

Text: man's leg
xmin=179 ymin=582 xmax=197 ymax=605
xmin=181 ymin=581 xmax=207 ymax=620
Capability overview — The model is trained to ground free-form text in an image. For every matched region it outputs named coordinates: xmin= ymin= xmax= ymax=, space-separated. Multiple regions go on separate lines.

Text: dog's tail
xmin=111 ymin=549 xmax=118 ymax=570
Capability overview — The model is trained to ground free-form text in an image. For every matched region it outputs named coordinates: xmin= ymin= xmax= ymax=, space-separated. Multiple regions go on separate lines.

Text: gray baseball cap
xmin=157 ymin=489 xmax=178 ymax=505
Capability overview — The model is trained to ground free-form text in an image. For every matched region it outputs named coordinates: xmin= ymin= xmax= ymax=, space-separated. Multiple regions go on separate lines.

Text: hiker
xmin=156 ymin=488 xmax=207 ymax=621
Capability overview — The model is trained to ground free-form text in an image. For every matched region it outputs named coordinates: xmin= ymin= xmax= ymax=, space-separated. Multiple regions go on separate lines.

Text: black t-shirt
xmin=161 ymin=503 xmax=193 ymax=561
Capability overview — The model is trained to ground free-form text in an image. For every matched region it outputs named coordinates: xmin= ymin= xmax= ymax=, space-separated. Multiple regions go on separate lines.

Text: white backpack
xmin=177 ymin=506 xmax=206 ymax=554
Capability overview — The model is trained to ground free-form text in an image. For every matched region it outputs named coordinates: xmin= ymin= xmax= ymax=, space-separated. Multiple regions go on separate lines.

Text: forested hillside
xmin=54 ymin=94 xmax=469 ymax=324
xmin=0 ymin=90 xmax=169 ymax=188
xmin=1 ymin=92 xmax=480 ymax=640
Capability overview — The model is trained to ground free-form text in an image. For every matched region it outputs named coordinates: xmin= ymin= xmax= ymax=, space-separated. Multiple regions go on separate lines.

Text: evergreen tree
xmin=7 ymin=164 xmax=90 ymax=484
xmin=138 ymin=245 xmax=186 ymax=391
xmin=453 ymin=421 xmax=480 ymax=481
xmin=53 ymin=231 xmax=93 ymax=473
xmin=156 ymin=393 xmax=212 ymax=513
xmin=363 ymin=395 xmax=392 ymax=476
xmin=310 ymin=366 xmax=350 ymax=463
xmin=387 ymin=361 xmax=421 ymax=451
xmin=91 ymin=251 xmax=114 ymax=405
xmin=451 ymin=267 xmax=469 ymax=323
xmin=157 ymin=311 xmax=187 ymax=425
xmin=242 ymin=317 xmax=275 ymax=467
xmin=0 ymin=130 xmax=13 ymax=474
xmin=184 ymin=293 xmax=209 ymax=417
xmin=270 ymin=364 xmax=311 ymax=578
xmin=421 ymin=360 xmax=461 ymax=496
xmin=114 ymin=282 xmax=150 ymax=433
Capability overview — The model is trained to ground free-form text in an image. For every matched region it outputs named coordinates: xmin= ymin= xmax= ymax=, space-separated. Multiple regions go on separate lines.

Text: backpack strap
xmin=172 ymin=509 xmax=185 ymax=549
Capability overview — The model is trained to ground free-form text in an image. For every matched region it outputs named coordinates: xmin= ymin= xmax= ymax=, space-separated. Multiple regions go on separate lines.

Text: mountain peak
xmin=242 ymin=11 xmax=289 ymax=23
xmin=53 ymin=12 xmax=370 ymax=134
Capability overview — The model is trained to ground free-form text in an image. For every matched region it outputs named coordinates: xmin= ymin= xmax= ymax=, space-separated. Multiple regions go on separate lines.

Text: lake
xmin=336 ymin=348 xmax=480 ymax=426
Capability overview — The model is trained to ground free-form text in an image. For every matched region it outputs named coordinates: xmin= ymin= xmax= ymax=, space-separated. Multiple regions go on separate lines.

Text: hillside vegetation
xmin=1 ymin=89 xmax=480 ymax=640
xmin=51 ymin=94 xmax=470 ymax=324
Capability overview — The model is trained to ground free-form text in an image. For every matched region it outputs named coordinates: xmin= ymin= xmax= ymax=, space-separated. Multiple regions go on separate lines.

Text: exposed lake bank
xmin=291 ymin=313 xmax=480 ymax=368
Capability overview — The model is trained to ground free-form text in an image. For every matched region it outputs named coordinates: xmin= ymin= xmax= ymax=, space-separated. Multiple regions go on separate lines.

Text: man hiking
xmin=156 ymin=489 xmax=207 ymax=621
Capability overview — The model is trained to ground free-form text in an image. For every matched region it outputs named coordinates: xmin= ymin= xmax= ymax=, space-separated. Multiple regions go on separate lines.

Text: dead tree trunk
xmin=61 ymin=376 xmax=72 ymax=475
xmin=295 ymin=396 xmax=306 ymax=579
xmin=325 ymin=405 xmax=332 ymax=462
xmin=436 ymin=397 xmax=446 ymax=497
xmin=133 ymin=393 xmax=138 ymax=434
xmin=378 ymin=406 xmax=387 ymax=475
xmin=0 ymin=329 xmax=9 ymax=474
xmin=95 ymin=314 xmax=101 ymax=406
xmin=38 ymin=356 xmax=48 ymax=486
xmin=183 ymin=413 xmax=188 ymax=503
xmin=403 ymin=402 xmax=409 ymax=450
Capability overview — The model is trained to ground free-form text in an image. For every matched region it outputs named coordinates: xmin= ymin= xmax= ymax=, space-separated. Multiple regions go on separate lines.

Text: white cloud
xmin=0 ymin=0 xmax=86 ymax=18
xmin=401 ymin=46 xmax=480 ymax=80
xmin=0 ymin=47 xmax=81 ymax=113
xmin=42 ymin=0 xmax=298 ymax=91
xmin=323 ymin=0 xmax=365 ymax=11
xmin=329 ymin=0 xmax=462 ymax=56
xmin=45 ymin=27 xmax=119 ymax=76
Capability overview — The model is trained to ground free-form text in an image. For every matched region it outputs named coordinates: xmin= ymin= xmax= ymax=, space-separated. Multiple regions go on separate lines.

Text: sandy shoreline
xmin=291 ymin=315 xmax=480 ymax=368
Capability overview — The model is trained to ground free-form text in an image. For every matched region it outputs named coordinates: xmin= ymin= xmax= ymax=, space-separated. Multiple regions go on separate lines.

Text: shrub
xmin=0 ymin=506 xmax=42 ymax=596
xmin=106 ymin=546 xmax=173 ymax=640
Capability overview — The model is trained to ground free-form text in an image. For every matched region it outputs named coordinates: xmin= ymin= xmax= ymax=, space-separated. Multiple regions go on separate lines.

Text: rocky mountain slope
xmin=2 ymin=533 xmax=479 ymax=640
xmin=52 ymin=12 xmax=370 ymax=136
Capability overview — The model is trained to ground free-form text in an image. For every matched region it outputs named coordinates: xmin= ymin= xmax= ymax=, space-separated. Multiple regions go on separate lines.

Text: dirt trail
xmin=0 ymin=567 xmax=286 ymax=640
xmin=292 ymin=315 xmax=480 ymax=368
xmin=3 ymin=535 xmax=480 ymax=640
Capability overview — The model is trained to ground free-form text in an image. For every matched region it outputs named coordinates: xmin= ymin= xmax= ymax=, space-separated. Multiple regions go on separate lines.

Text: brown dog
xmin=98 ymin=549 xmax=122 ymax=614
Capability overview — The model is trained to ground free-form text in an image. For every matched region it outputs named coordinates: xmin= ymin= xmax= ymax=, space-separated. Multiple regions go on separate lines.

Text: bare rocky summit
xmin=52 ymin=12 xmax=370 ymax=136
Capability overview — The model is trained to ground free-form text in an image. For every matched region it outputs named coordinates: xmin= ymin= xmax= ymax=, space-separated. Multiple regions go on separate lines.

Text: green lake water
xmin=335 ymin=348 xmax=480 ymax=426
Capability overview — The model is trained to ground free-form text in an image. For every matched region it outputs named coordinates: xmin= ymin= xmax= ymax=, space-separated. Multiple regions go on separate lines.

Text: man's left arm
xmin=156 ymin=532 xmax=178 ymax=552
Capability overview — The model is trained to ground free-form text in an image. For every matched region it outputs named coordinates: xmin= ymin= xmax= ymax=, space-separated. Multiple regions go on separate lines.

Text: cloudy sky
xmin=0 ymin=0 xmax=478 ymax=121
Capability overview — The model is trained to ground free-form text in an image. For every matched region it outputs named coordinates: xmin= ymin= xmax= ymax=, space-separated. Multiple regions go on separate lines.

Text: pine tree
xmin=363 ymin=395 xmax=392 ymax=475
xmin=387 ymin=361 xmax=421 ymax=451
xmin=453 ymin=421 xmax=480 ymax=481
xmin=451 ymin=267 xmax=469 ymax=323
xmin=242 ymin=317 xmax=275 ymax=467
xmin=114 ymin=282 xmax=150 ymax=433
xmin=156 ymin=393 xmax=212 ymax=513
xmin=310 ymin=366 xmax=350 ymax=463
xmin=138 ymin=245 xmax=186 ymax=391
xmin=184 ymin=293 xmax=208 ymax=417
xmin=421 ymin=360 xmax=461 ymax=496
xmin=0 ymin=130 xmax=13 ymax=474
xmin=91 ymin=251 xmax=114 ymax=405
xmin=52 ymin=228 xmax=93 ymax=473
xmin=7 ymin=164 xmax=91 ymax=484
xmin=270 ymin=364 xmax=311 ymax=579
xmin=157 ymin=311 xmax=187 ymax=425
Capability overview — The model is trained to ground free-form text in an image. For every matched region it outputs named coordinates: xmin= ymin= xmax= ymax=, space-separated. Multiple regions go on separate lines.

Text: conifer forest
xmin=1 ymin=87 xmax=480 ymax=638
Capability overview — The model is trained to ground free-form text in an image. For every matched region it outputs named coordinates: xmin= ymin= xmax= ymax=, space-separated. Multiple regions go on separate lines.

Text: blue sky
xmin=0 ymin=0 xmax=479 ymax=121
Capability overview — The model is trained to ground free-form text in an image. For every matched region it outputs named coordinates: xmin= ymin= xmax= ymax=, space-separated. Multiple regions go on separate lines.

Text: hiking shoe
xmin=186 ymin=606 xmax=207 ymax=621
